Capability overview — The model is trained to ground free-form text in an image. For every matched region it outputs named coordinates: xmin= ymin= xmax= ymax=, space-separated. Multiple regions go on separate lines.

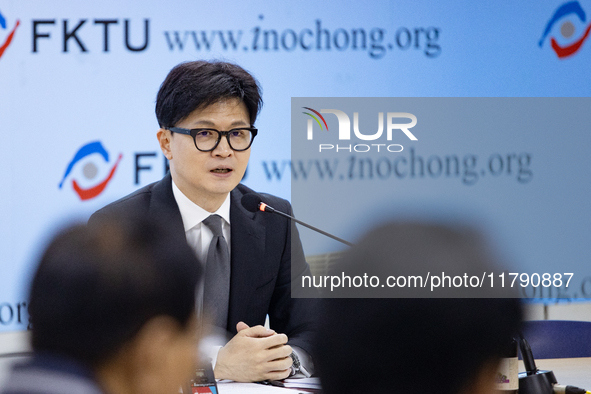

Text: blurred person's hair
xmin=155 ymin=60 xmax=263 ymax=128
xmin=315 ymin=222 xmax=522 ymax=394
xmin=29 ymin=214 xmax=201 ymax=367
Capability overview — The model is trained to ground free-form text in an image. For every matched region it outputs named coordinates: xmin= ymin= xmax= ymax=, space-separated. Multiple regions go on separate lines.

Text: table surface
xmin=518 ymin=357 xmax=591 ymax=389
xmin=217 ymin=358 xmax=591 ymax=393
xmin=2 ymin=355 xmax=589 ymax=393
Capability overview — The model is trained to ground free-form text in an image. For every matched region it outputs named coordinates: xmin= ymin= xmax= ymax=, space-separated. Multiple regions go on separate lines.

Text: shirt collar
xmin=172 ymin=180 xmax=231 ymax=232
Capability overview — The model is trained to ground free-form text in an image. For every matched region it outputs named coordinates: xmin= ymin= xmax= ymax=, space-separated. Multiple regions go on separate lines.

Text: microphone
xmin=517 ymin=335 xmax=558 ymax=394
xmin=241 ymin=193 xmax=353 ymax=247
xmin=520 ymin=336 xmax=538 ymax=376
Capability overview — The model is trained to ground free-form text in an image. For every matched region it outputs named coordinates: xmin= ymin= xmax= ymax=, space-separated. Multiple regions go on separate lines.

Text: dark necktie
xmin=202 ymin=214 xmax=230 ymax=329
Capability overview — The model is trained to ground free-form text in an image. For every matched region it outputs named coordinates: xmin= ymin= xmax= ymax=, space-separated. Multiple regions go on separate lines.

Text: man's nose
xmin=212 ymin=135 xmax=233 ymax=157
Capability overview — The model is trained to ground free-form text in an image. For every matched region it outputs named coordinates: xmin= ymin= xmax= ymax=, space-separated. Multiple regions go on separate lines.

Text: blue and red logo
xmin=539 ymin=1 xmax=591 ymax=58
xmin=59 ymin=141 xmax=123 ymax=201
xmin=0 ymin=8 xmax=19 ymax=60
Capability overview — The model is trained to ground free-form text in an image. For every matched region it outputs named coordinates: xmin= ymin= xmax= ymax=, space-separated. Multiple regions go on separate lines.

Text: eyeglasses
xmin=167 ymin=127 xmax=258 ymax=152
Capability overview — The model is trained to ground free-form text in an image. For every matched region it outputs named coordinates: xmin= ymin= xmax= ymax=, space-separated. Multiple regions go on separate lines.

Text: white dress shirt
xmin=172 ymin=180 xmax=231 ymax=264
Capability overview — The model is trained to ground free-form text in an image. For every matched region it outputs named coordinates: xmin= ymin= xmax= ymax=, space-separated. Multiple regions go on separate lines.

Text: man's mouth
xmin=211 ymin=168 xmax=232 ymax=173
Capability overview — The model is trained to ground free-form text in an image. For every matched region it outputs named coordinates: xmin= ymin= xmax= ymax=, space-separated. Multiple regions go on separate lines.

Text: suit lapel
xmin=147 ymin=173 xmax=186 ymax=240
xmin=227 ymin=186 xmax=266 ymax=333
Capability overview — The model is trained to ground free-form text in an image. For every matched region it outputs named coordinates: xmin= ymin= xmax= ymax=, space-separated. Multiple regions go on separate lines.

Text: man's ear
xmin=95 ymin=316 xmax=181 ymax=394
xmin=133 ymin=315 xmax=178 ymax=365
xmin=458 ymin=359 xmax=500 ymax=394
xmin=157 ymin=129 xmax=173 ymax=160
xmin=127 ymin=316 xmax=180 ymax=392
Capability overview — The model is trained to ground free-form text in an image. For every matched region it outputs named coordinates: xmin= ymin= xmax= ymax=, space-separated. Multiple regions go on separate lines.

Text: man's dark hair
xmin=29 ymin=215 xmax=201 ymax=366
xmin=314 ymin=222 xmax=523 ymax=394
xmin=155 ymin=60 xmax=263 ymax=128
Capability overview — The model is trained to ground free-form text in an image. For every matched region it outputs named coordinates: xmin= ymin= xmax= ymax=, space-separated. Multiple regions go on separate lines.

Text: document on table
xmin=216 ymin=381 xmax=295 ymax=393
xmin=282 ymin=377 xmax=321 ymax=390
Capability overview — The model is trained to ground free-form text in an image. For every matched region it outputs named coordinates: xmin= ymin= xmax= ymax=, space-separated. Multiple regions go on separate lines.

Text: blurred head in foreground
xmin=315 ymin=222 xmax=522 ymax=394
xmin=9 ymin=216 xmax=201 ymax=394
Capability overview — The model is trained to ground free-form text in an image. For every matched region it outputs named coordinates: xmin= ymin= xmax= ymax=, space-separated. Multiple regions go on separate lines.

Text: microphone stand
xmin=259 ymin=203 xmax=353 ymax=247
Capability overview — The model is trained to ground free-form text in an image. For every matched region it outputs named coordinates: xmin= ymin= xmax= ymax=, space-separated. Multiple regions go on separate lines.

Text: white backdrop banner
xmin=1 ymin=0 xmax=590 ymax=329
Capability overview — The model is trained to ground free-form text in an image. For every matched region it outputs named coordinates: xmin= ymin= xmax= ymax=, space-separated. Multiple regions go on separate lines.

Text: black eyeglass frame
xmin=167 ymin=126 xmax=258 ymax=152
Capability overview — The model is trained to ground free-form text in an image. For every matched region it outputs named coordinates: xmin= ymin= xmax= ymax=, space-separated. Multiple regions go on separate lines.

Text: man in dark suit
xmin=90 ymin=60 xmax=315 ymax=382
